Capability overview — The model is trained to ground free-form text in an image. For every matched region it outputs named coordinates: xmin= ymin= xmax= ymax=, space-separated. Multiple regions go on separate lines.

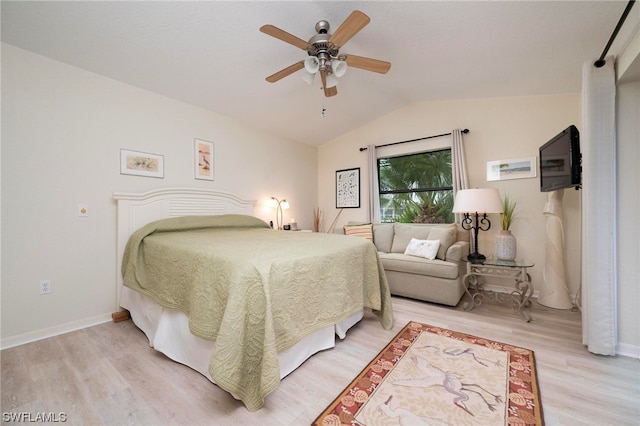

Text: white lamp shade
xmin=452 ymin=188 xmax=503 ymax=213
xmin=325 ymin=73 xmax=338 ymax=88
xmin=302 ymin=72 xmax=316 ymax=85
xmin=304 ymin=56 xmax=320 ymax=74
xmin=281 ymin=200 xmax=290 ymax=209
xmin=331 ymin=60 xmax=347 ymax=77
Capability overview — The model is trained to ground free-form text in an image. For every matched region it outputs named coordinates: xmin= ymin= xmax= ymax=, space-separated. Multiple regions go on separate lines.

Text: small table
xmin=461 ymin=257 xmax=534 ymax=322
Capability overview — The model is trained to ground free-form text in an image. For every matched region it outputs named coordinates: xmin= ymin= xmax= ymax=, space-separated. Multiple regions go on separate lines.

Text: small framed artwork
xmin=487 ymin=156 xmax=537 ymax=181
xmin=336 ymin=167 xmax=360 ymax=208
xmin=120 ymin=149 xmax=164 ymax=178
xmin=194 ymin=138 xmax=214 ymax=181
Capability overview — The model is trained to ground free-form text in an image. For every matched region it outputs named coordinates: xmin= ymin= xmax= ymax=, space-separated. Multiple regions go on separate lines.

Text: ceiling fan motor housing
xmin=308 ymin=20 xmax=339 ymax=72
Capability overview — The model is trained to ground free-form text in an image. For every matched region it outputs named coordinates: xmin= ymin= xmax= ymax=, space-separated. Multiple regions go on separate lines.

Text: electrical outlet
xmin=40 ymin=279 xmax=51 ymax=295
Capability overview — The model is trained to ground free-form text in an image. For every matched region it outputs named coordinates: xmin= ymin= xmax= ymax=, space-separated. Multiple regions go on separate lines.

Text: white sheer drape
xmin=581 ymin=57 xmax=617 ymax=355
xmin=451 ymin=128 xmax=470 ymax=225
xmin=367 ymin=144 xmax=381 ymax=223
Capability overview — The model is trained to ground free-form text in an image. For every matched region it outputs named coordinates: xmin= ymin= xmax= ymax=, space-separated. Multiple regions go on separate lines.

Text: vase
xmin=496 ymin=230 xmax=517 ymax=260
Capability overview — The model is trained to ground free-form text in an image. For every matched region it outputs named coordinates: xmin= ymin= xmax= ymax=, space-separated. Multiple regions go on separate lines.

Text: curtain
xmin=367 ymin=144 xmax=381 ymax=223
xmin=581 ymin=56 xmax=617 ymax=355
xmin=451 ymin=129 xmax=470 ymax=244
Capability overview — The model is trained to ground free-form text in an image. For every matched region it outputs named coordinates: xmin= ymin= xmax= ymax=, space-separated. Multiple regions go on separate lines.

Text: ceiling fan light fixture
xmin=326 ymin=73 xmax=338 ymax=88
xmin=304 ymin=56 xmax=320 ymax=74
xmin=331 ymin=59 xmax=347 ymax=77
xmin=302 ymin=72 xmax=316 ymax=85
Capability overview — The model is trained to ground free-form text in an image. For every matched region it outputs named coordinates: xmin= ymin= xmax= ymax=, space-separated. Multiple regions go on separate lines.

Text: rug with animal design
xmin=313 ymin=321 xmax=542 ymax=426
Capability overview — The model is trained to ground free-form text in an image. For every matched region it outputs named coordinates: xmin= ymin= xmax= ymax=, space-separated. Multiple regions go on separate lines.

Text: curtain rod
xmin=594 ymin=0 xmax=636 ymax=68
xmin=359 ymin=128 xmax=469 ymax=152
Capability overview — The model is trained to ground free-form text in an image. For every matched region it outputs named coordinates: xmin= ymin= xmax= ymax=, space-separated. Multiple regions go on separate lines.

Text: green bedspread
xmin=122 ymin=214 xmax=393 ymax=411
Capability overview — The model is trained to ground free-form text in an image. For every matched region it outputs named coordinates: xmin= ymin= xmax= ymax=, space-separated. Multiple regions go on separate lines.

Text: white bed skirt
xmin=120 ymin=286 xmax=363 ymax=381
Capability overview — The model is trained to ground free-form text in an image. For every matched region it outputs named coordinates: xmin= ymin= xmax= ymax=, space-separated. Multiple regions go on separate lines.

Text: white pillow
xmin=404 ymin=238 xmax=441 ymax=260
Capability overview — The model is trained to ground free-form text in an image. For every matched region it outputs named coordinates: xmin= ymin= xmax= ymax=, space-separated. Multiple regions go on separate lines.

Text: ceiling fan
xmin=260 ymin=10 xmax=391 ymax=97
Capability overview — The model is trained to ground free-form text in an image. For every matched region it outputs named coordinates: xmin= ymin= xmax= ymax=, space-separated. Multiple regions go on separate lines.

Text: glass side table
xmin=461 ymin=257 xmax=534 ymax=322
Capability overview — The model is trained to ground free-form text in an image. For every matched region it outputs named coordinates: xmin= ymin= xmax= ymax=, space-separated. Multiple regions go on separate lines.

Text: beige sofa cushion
xmin=427 ymin=224 xmax=458 ymax=260
xmin=372 ymin=223 xmax=394 ymax=253
xmin=380 ymin=253 xmax=460 ymax=280
xmin=390 ymin=224 xmax=431 ymax=253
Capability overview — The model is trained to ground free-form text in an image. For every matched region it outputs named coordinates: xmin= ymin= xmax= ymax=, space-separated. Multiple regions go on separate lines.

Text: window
xmin=377 ymin=149 xmax=454 ymax=223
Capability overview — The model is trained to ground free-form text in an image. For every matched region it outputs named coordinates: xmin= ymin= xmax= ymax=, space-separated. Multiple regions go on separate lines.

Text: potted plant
xmin=500 ymin=194 xmax=518 ymax=231
xmin=496 ymin=194 xmax=518 ymax=260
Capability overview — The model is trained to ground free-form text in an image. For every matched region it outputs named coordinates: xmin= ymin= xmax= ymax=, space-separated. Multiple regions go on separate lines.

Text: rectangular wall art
xmin=336 ymin=167 xmax=360 ymax=208
xmin=487 ymin=156 xmax=537 ymax=181
xmin=194 ymin=138 xmax=214 ymax=181
xmin=120 ymin=149 xmax=164 ymax=178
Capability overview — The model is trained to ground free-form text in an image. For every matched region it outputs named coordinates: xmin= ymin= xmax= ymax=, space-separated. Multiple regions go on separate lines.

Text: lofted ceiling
xmin=2 ymin=1 xmax=638 ymax=146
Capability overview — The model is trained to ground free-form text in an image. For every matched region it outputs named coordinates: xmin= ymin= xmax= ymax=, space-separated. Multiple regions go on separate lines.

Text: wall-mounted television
xmin=539 ymin=125 xmax=581 ymax=192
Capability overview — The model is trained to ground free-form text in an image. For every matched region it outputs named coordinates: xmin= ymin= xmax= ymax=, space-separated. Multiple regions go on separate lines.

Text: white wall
xmin=616 ymin=80 xmax=640 ymax=356
xmin=318 ymin=94 xmax=582 ymax=301
xmin=1 ymin=44 xmax=318 ymax=347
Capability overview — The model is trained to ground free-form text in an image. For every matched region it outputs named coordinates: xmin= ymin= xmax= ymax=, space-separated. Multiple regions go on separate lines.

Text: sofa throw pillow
xmin=404 ymin=238 xmax=441 ymax=260
xmin=344 ymin=223 xmax=374 ymax=241
xmin=428 ymin=224 xmax=458 ymax=260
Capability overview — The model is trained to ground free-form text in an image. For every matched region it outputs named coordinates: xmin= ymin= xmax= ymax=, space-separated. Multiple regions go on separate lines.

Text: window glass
xmin=377 ymin=149 xmax=454 ymax=223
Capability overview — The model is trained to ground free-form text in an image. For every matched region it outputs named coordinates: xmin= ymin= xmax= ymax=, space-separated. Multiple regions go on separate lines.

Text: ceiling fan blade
xmin=266 ymin=61 xmax=305 ymax=83
xmin=329 ymin=10 xmax=370 ymax=48
xmin=320 ymin=72 xmax=338 ymax=97
xmin=260 ymin=24 xmax=310 ymax=51
xmin=343 ymin=54 xmax=391 ymax=74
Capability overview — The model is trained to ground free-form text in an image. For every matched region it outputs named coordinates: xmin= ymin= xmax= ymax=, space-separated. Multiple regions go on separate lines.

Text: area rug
xmin=313 ymin=321 xmax=543 ymax=426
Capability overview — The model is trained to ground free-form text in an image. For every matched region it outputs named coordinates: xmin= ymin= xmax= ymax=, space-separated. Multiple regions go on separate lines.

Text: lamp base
xmin=467 ymin=251 xmax=486 ymax=264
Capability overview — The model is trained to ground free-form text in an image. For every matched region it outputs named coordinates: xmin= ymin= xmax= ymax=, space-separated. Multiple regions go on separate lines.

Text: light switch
xmin=78 ymin=203 xmax=89 ymax=217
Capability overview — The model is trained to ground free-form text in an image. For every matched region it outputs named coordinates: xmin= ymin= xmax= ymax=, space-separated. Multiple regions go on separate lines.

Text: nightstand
xmin=461 ymin=257 xmax=534 ymax=322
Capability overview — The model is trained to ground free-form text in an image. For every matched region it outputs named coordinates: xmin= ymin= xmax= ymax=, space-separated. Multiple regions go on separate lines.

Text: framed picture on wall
xmin=120 ymin=149 xmax=164 ymax=178
xmin=336 ymin=167 xmax=360 ymax=208
xmin=487 ymin=156 xmax=537 ymax=181
xmin=194 ymin=138 xmax=214 ymax=181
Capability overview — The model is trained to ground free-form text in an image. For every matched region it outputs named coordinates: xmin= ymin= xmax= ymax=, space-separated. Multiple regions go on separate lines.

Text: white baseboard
xmin=0 ymin=313 xmax=113 ymax=350
xmin=616 ymin=342 xmax=640 ymax=359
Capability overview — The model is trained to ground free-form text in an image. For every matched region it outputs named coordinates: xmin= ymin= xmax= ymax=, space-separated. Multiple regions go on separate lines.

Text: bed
xmin=113 ymin=188 xmax=393 ymax=411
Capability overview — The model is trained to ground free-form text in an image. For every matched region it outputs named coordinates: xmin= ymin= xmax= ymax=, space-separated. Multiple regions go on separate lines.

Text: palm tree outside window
xmin=377 ymin=149 xmax=454 ymax=223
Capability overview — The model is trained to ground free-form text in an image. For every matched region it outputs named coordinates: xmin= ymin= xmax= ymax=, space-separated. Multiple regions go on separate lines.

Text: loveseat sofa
xmin=343 ymin=222 xmax=470 ymax=306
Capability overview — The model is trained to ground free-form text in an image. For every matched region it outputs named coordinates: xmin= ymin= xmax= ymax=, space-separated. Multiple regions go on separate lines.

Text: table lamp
xmin=452 ymin=188 xmax=503 ymax=263
xmin=269 ymin=197 xmax=290 ymax=230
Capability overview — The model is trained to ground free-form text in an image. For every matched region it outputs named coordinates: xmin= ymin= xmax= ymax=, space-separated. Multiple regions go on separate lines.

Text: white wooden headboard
xmin=113 ymin=187 xmax=256 ymax=310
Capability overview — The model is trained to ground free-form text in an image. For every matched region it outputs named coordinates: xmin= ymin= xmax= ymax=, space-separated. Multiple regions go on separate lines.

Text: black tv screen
xmin=539 ymin=125 xmax=581 ymax=192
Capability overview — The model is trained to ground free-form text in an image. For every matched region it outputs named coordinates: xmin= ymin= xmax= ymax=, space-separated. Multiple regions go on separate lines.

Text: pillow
xmin=390 ymin=224 xmax=431 ymax=253
xmin=427 ymin=224 xmax=458 ymax=260
xmin=372 ymin=223 xmax=394 ymax=253
xmin=404 ymin=238 xmax=441 ymax=260
xmin=343 ymin=224 xmax=374 ymax=241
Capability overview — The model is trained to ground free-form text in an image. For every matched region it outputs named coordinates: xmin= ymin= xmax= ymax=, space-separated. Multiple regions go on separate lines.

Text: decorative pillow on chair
xmin=343 ymin=224 xmax=374 ymax=241
xmin=404 ymin=238 xmax=441 ymax=260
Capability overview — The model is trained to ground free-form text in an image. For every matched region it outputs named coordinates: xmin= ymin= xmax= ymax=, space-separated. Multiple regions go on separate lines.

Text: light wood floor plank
xmin=2 ymin=296 xmax=638 ymax=425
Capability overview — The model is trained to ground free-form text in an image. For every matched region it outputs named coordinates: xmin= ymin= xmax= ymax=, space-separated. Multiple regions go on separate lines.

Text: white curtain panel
xmin=367 ymin=144 xmax=381 ymax=223
xmin=581 ymin=56 xmax=617 ymax=355
xmin=451 ymin=128 xmax=470 ymax=225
